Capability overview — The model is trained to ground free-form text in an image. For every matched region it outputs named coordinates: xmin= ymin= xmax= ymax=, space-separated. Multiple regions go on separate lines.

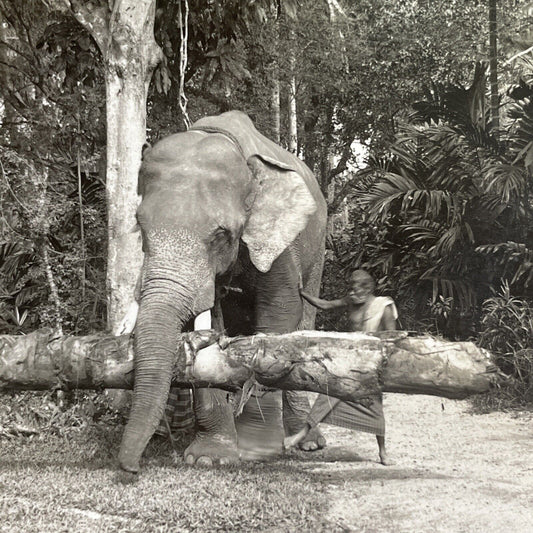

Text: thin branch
xmin=328 ymin=135 xmax=356 ymax=180
xmin=77 ymin=118 xmax=86 ymax=299
xmin=0 ymin=93 xmax=34 ymax=123
xmin=178 ymin=0 xmax=191 ymax=129
xmin=42 ymin=246 xmax=63 ymax=336
xmin=327 ymin=175 xmax=358 ymax=215
xmin=9 ymin=1 xmax=41 ymax=67
xmin=0 ymin=159 xmax=31 ymax=213
xmin=0 ymin=58 xmax=34 ymax=80
xmin=504 ymin=45 xmax=533 ymax=66
xmin=0 ymin=59 xmax=61 ymax=105
xmin=0 ymin=38 xmax=34 ymax=65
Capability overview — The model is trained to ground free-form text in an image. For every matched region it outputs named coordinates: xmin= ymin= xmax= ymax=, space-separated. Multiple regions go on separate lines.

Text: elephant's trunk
xmin=118 ymin=270 xmax=199 ymax=473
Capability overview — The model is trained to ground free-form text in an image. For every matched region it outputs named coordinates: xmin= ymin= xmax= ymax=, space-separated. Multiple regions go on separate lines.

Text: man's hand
xmin=113 ymin=301 xmax=139 ymax=336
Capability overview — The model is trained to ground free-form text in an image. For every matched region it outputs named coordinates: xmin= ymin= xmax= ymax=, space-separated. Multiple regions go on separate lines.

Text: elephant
xmin=117 ymin=110 xmax=327 ymax=473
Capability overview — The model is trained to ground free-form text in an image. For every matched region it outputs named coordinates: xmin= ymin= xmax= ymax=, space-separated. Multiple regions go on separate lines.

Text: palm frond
xmin=476 ymin=242 xmax=533 ymax=287
xmin=398 ymin=220 xmax=443 ymax=247
xmin=423 ymin=276 xmax=477 ymax=312
xmin=0 ymin=241 xmax=38 ymax=281
xmin=507 ymin=82 xmax=533 ymax=171
xmin=484 ymin=164 xmax=529 ymax=204
xmin=411 ymin=64 xmax=503 ymax=154
xmin=14 ymin=285 xmax=43 ymax=308
xmin=411 ymin=63 xmax=487 ymax=127
xmin=429 ymin=223 xmax=468 ymax=257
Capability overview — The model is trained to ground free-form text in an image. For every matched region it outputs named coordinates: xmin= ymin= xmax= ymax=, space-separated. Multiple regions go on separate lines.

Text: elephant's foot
xmin=186 ymin=388 xmax=240 ymax=466
xmin=115 ymin=470 xmax=139 ymax=485
xmin=298 ymin=426 xmax=326 ymax=452
xmin=184 ymin=433 xmax=240 ymax=466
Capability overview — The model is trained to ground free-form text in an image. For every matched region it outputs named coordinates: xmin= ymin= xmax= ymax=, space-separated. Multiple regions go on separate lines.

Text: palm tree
xmin=353 ymin=66 xmax=532 ymax=336
xmin=476 ymin=74 xmax=533 ymax=289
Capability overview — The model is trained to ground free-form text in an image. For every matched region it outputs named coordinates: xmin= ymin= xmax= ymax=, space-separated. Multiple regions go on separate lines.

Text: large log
xmin=0 ymin=329 xmax=504 ymax=401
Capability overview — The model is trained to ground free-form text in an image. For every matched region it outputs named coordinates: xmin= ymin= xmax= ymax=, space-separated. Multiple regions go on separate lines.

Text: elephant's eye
xmin=208 ymin=226 xmax=233 ymax=252
xmin=211 ymin=227 xmax=232 ymax=243
xmin=209 ymin=227 xmax=238 ymax=274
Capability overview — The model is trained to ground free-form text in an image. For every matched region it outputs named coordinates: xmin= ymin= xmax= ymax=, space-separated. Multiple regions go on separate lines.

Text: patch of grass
xmin=0 ymin=433 xmax=337 ymax=532
xmin=0 ymin=395 xmax=339 ymax=532
xmin=477 ymin=285 xmax=533 ymax=409
xmin=470 ymin=384 xmax=533 ymax=414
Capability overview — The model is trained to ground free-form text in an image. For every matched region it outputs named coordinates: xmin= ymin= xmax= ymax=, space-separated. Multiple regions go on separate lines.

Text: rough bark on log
xmin=0 ymin=329 xmax=504 ymax=401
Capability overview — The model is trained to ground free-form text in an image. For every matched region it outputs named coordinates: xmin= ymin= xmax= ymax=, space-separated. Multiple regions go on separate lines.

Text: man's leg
xmin=284 ymin=394 xmax=341 ymax=450
xmin=376 ymin=435 xmax=392 ymax=465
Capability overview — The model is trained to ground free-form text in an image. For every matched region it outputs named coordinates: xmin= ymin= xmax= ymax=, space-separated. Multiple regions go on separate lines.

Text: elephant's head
xmin=118 ymin=112 xmax=317 ymax=472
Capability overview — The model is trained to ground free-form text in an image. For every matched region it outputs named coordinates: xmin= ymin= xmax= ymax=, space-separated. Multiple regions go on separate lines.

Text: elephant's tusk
xmin=194 ymin=309 xmax=212 ymax=330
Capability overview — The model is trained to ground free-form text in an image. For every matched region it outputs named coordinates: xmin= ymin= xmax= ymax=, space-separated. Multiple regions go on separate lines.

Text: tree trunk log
xmin=0 ymin=330 xmax=504 ymax=401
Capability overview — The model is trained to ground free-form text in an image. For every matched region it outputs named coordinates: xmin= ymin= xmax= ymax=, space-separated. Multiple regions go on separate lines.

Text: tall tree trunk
xmin=489 ymin=0 xmax=499 ymax=133
xmin=271 ymin=6 xmax=281 ymax=144
xmin=272 ymin=78 xmax=281 ymax=144
xmin=31 ymin=163 xmax=63 ymax=335
xmin=67 ymin=1 xmax=162 ymax=329
xmin=287 ymin=29 xmax=298 ymax=154
xmin=288 ymin=70 xmax=297 ymax=153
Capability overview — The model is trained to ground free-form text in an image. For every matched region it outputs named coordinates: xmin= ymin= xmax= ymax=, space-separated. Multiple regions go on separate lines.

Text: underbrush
xmin=473 ymin=284 xmax=533 ymax=411
xmin=470 ymin=386 xmax=533 ymax=414
xmin=0 ymin=390 xmax=128 ymax=440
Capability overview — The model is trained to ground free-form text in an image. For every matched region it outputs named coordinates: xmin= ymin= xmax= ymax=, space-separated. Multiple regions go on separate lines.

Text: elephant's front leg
xmin=282 ymin=256 xmax=327 ymax=452
xmin=183 ymin=306 xmax=240 ymax=466
xmin=235 ymin=248 xmax=305 ymax=459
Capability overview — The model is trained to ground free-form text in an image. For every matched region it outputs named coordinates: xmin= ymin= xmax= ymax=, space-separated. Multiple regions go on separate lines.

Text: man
xmin=284 ymin=269 xmax=397 ymax=465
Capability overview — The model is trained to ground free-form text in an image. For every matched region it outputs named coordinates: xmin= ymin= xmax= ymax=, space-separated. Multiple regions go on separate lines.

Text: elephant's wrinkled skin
xmin=118 ymin=111 xmax=327 ymax=473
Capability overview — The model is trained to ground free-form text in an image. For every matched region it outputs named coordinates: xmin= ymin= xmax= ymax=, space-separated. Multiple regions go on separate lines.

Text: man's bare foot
xmin=376 ymin=436 xmax=392 ymax=465
xmin=298 ymin=427 xmax=326 ymax=451
xmin=284 ymin=427 xmax=308 ymax=450
xmin=379 ymin=451 xmax=393 ymax=465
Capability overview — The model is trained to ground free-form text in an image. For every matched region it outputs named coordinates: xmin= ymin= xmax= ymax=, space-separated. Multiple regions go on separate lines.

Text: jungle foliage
xmin=0 ymin=0 xmax=532 ymax=404
xmin=327 ymin=66 xmax=533 ymax=404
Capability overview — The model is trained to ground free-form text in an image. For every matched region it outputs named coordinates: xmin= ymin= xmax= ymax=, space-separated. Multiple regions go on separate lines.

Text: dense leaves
xmin=478 ymin=282 xmax=533 ymax=404
xmin=335 ymin=67 xmax=533 ymax=341
xmin=0 ymin=1 xmax=107 ymax=333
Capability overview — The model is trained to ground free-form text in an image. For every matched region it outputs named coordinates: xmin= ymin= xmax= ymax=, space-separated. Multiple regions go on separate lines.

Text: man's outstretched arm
xmin=300 ymin=290 xmax=347 ymax=311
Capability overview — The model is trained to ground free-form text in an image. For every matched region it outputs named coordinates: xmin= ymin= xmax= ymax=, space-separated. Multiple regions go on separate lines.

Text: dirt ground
xmin=288 ymin=393 xmax=533 ymax=533
xmin=1 ymin=392 xmax=531 ymax=532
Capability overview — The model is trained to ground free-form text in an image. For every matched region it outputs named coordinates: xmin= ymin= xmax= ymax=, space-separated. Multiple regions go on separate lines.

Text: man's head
xmin=348 ymin=269 xmax=375 ymax=304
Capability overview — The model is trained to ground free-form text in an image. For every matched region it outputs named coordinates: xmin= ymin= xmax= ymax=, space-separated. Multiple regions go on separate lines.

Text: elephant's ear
xmin=243 ymin=155 xmax=317 ymax=273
